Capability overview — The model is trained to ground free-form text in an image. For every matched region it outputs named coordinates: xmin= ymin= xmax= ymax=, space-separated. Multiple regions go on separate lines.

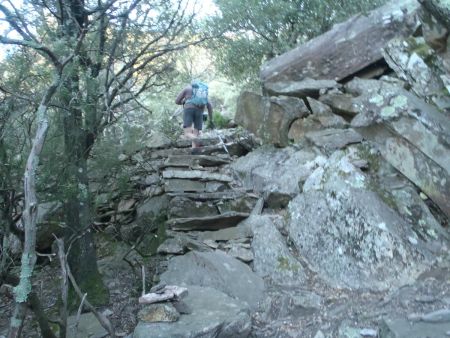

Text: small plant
xmin=212 ymin=111 xmax=231 ymax=129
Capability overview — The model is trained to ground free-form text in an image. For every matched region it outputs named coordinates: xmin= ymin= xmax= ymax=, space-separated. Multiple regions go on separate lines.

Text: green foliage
xmin=212 ymin=111 xmax=231 ymax=129
xmin=210 ymin=0 xmax=389 ymax=83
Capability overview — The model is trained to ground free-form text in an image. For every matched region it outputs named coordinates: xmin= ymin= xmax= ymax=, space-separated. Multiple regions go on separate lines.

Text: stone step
xmin=164 ymin=179 xmax=229 ymax=193
xmin=168 ymin=194 xmax=259 ymax=219
xmin=174 ymin=137 xmax=223 ymax=148
xmin=167 ymin=190 xmax=257 ymax=201
xmin=166 ymin=212 xmax=250 ymax=231
xmin=162 ymin=155 xmax=231 ymax=169
xmin=162 ymin=169 xmax=233 ymax=182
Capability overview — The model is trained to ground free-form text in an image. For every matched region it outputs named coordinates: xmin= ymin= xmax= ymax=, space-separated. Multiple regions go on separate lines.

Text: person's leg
xmin=183 ymin=109 xmax=196 ymax=143
xmin=192 ymin=109 xmax=203 ymax=148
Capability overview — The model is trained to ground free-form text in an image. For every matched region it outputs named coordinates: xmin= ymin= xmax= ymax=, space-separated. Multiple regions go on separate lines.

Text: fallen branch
xmin=66 ymin=262 xmax=115 ymax=337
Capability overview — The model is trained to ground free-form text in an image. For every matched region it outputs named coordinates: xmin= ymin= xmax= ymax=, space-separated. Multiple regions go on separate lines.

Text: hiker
xmin=175 ymin=80 xmax=214 ymax=149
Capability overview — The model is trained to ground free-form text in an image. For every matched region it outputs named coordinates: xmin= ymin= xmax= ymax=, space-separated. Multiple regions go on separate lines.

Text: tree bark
xmin=59 ymin=0 xmax=108 ymax=307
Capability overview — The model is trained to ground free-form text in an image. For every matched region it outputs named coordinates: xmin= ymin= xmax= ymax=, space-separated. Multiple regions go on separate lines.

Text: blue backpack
xmin=186 ymin=81 xmax=208 ymax=106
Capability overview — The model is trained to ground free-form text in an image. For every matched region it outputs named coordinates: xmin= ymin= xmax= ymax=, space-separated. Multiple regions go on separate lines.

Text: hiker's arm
xmin=175 ymin=88 xmax=187 ymax=105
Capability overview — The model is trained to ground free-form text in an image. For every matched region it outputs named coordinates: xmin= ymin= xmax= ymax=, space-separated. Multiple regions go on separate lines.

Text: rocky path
xmin=132 ymin=129 xmax=450 ymax=338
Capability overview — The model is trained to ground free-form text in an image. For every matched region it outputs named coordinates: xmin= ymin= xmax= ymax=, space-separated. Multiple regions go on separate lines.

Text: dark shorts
xmin=183 ymin=108 xmax=204 ymax=130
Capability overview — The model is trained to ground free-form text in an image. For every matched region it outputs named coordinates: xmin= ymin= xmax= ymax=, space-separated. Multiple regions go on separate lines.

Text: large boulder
xmin=260 ymin=0 xmax=419 ymax=85
xmin=289 ymin=148 xmax=441 ymax=291
xmin=235 ymin=92 xmax=309 ymax=147
xmin=158 ymin=250 xmax=265 ymax=309
xmin=133 ymin=286 xmax=251 ymax=338
xmin=231 ymin=145 xmax=321 ymax=208
xmin=286 ymin=188 xmax=431 ymax=291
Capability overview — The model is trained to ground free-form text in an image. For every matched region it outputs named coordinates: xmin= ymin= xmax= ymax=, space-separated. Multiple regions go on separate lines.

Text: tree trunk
xmin=61 ymin=76 xmax=108 ymax=308
xmin=59 ymin=0 xmax=108 ymax=308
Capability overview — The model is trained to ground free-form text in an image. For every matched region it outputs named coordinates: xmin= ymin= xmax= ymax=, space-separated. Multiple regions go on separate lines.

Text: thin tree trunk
xmin=55 ymin=238 xmax=68 ymax=338
xmin=8 ymin=75 xmax=61 ymax=338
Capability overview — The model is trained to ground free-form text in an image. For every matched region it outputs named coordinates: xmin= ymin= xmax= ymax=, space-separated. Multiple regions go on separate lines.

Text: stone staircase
xmin=162 ymin=152 xmax=258 ymax=231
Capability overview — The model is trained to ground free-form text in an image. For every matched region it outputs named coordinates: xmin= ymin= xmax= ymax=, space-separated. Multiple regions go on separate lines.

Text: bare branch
xmin=0 ymin=36 xmax=62 ymax=69
xmin=66 ymin=261 xmax=115 ymax=337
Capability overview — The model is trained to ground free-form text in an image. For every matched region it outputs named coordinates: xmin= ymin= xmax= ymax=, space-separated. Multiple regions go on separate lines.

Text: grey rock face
xmin=159 ymin=250 xmax=265 ymax=309
xmin=235 ymin=91 xmax=309 ymax=147
xmin=287 ymin=188 xmax=430 ymax=291
xmin=133 ymin=286 xmax=251 ymax=338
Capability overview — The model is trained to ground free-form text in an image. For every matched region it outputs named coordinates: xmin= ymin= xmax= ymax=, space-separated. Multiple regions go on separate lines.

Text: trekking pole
xmin=214 ymin=129 xmax=229 ymax=154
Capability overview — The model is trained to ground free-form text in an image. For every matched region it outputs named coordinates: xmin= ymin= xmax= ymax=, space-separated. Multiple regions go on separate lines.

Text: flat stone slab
xmin=168 ymin=190 xmax=257 ymax=201
xmin=265 ymin=78 xmax=340 ymax=98
xmin=380 ymin=316 xmax=450 ymax=338
xmin=197 ymin=223 xmax=253 ymax=242
xmin=305 ymin=128 xmax=363 ymax=151
xmin=159 ymin=251 xmax=265 ymax=309
xmin=162 ymin=169 xmax=233 ymax=182
xmin=168 ymin=194 xmax=258 ymax=219
xmin=133 ymin=286 xmax=251 ymax=338
xmin=167 ymin=212 xmax=250 ymax=231
xmin=164 ymin=179 xmax=227 ymax=193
